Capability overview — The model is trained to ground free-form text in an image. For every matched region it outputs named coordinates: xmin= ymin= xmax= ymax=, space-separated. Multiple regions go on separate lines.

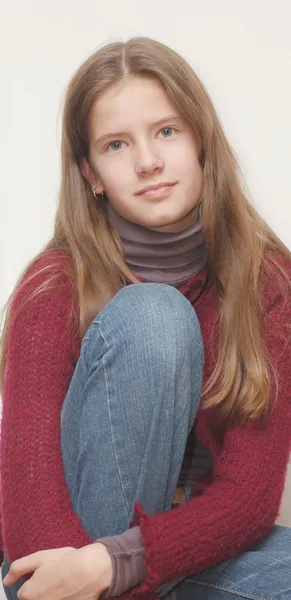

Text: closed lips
xmin=136 ymin=182 xmax=177 ymax=195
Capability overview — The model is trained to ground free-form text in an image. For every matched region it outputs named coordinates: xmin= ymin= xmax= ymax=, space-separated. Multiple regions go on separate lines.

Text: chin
xmin=146 ymin=215 xmax=193 ymax=233
xmin=147 ymin=223 xmax=177 ymax=232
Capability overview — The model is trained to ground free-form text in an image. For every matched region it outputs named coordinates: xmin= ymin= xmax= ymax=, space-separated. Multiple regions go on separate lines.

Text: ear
xmin=79 ymin=158 xmax=104 ymax=193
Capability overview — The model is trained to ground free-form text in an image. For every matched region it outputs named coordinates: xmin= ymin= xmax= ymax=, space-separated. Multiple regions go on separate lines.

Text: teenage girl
xmin=1 ymin=37 xmax=290 ymax=600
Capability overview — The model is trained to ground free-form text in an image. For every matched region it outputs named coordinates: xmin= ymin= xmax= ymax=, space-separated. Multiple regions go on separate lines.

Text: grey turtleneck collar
xmin=107 ymin=202 xmax=207 ymax=288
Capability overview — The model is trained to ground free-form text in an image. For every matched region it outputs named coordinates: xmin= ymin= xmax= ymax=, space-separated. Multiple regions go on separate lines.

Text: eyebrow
xmin=94 ymin=115 xmax=182 ymax=146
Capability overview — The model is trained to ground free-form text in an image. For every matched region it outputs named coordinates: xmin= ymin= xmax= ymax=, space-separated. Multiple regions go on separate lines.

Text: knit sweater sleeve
xmin=125 ymin=266 xmax=291 ymax=598
xmin=0 ymin=258 xmax=91 ymax=562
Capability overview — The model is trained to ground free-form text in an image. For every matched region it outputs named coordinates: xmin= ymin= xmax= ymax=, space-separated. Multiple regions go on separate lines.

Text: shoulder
xmin=18 ymin=249 xmax=74 ymax=289
xmin=259 ymin=252 xmax=290 ymax=365
xmin=9 ymin=250 xmax=77 ymax=326
xmin=260 ymin=251 xmax=291 ymax=313
xmin=12 ymin=250 xmax=75 ymax=300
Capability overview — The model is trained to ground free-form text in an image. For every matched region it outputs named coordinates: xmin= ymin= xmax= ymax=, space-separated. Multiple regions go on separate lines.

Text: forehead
xmin=89 ymin=77 xmax=178 ymax=131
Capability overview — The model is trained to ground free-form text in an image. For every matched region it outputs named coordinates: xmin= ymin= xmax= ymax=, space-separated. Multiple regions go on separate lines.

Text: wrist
xmin=80 ymin=542 xmax=113 ymax=594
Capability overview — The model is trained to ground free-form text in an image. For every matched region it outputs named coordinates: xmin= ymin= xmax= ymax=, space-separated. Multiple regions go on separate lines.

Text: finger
xmin=3 ymin=554 xmax=43 ymax=586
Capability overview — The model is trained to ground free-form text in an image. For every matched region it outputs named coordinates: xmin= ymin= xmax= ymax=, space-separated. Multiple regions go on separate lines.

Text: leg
xmin=61 ymin=282 xmax=204 ymax=539
xmin=168 ymin=525 xmax=291 ymax=600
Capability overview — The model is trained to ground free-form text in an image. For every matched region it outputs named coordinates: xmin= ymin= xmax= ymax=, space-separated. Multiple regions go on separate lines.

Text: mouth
xmin=136 ymin=181 xmax=178 ymax=197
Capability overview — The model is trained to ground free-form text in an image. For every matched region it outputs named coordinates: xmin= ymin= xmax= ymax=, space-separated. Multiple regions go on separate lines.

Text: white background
xmin=0 ymin=1 xmax=290 ymax=595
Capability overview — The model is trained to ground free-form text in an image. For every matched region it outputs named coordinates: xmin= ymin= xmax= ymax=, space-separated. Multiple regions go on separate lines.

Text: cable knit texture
xmin=1 ymin=250 xmax=290 ymax=600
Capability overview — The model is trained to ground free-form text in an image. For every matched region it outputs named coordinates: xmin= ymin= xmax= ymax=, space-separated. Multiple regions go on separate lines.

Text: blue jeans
xmin=2 ymin=283 xmax=291 ymax=599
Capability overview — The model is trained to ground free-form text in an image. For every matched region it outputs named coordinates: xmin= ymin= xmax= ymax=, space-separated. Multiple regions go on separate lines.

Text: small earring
xmin=92 ymin=188 xmax=105 ymax=201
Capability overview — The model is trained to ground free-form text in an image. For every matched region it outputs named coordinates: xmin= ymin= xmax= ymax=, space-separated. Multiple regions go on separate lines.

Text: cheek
xmin=167 ymin=138 xmax=201 ymax=172
xmin=99 ymin=157 xmax=132 ymax=194
xmin=177 ymin=151 xmax=203 ymax=187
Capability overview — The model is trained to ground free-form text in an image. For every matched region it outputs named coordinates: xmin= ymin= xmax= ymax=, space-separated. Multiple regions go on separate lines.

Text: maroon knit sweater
xmin=1 ymin=250 xmax=291 ymax=600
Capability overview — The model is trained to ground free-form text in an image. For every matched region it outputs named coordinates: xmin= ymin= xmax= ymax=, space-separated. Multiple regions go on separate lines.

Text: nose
xmin=135 ymin=143 xmax=164 ymax=176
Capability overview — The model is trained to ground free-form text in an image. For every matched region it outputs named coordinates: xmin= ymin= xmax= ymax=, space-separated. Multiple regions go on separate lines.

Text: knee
xmin=89 ymin=283 xmax=204 ymax=366
xmin=119 ymin=282 xmax=200 ymax=332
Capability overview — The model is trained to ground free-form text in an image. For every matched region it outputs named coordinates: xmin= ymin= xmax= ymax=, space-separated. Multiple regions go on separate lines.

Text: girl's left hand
xmin=3 ymin=543 xmax=113 ymax=600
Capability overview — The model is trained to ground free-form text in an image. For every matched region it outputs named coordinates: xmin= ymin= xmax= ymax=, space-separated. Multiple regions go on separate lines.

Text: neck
xmin=107 ymin=202 xmax=207 ymax=288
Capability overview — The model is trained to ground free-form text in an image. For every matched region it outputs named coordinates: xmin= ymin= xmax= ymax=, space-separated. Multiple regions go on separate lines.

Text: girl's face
xmin=81 ymin=77 xmax=203 ymax=232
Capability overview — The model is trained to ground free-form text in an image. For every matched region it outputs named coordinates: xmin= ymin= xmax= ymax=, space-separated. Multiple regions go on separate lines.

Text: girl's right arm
xmin=1 ymin=259 xmax=91 ymax=562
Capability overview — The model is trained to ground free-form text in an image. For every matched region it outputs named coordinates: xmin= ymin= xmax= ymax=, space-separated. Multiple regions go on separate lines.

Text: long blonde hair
xmin=1 ymin=37 xmax=290 ymax=427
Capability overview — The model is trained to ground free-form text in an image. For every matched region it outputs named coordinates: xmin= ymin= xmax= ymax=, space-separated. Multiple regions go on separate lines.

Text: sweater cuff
xmin=96 ymin=526 xmax=146 ymax=598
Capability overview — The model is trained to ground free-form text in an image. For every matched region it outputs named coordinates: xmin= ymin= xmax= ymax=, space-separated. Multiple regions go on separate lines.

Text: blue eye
xmin=108 ymin=141 xmax=123 ymax=151
xmin=160 ymin=127 xmax=174 ymax=137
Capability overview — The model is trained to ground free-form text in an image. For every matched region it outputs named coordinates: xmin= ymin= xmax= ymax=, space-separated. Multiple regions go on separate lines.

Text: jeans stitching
xmin=184 ymin=579 xmax=271 ymax=600
xmin=98 ymin=320 xmax=131 ymax=519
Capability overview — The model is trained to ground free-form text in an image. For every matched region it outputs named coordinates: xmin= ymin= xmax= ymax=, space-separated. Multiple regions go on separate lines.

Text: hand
xmin=3 ymin=543 xmax=113 ymax=600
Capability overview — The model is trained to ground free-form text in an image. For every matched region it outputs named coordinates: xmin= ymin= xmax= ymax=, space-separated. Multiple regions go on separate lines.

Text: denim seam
xmin=184 ymin=579 xmax=270 ymax=600
xmin=98 ymin=319 xmax=131 ymax=519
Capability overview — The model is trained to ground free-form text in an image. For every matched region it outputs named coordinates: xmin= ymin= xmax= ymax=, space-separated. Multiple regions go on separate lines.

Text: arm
xmin=128 ymin=272 xmax=291 ymax=596
xmin=1 ymin=261 xmax=91 ymax=562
